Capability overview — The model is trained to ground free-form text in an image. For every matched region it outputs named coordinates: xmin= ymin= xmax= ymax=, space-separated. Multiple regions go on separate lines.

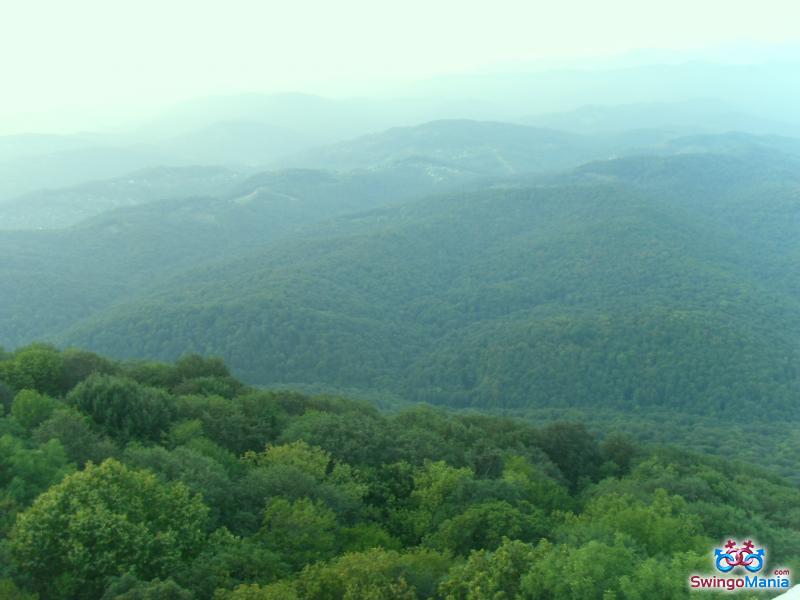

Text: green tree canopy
xmin=11 ymin=389 xmax=60 ymax=431
xmin=66 ymin=374 xmax=176 ymax=441
xmin=10 ymin=458 xmax=208 ymax=600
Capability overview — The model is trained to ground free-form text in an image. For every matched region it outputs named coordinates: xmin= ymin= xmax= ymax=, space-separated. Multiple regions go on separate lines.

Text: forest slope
xmin=54 ymin=152 xmax=800 ymax=422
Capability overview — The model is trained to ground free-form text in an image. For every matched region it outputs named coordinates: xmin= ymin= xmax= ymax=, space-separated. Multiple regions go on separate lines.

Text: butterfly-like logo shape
xmin=714 ymin=539 xmax=765 ymax=573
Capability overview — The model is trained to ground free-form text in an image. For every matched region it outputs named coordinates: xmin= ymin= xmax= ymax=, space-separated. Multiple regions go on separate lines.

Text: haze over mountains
xmin=12 ymin=146 xmax=797 ymax=416
xmin=2 ymin=49 xmax=800 ymax=454
xmin=3 ymin=8 xmax=800 ymax=593
xmin=2 ymin=50 xmax=799 ymax=194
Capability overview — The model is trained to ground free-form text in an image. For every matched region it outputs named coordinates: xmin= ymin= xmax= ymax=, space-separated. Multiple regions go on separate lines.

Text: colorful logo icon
xmin=714 ymin=539 xmax=765 ymax=573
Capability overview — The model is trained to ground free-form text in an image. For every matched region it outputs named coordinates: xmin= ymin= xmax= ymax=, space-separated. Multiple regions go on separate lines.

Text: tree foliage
xmin=0 ymin=348 xmax=797 ymax=599
xmin=10 ymin=459 xmax=208 ymax=599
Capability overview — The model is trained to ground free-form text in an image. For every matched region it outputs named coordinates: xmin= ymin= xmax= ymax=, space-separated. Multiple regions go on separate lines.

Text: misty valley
xmin=1 ymin=57 xmax=800 ymax=599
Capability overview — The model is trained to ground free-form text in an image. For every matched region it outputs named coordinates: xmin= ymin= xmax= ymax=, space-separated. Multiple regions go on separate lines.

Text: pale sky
xmin=1 ymin=0 xmax=799 ymax=132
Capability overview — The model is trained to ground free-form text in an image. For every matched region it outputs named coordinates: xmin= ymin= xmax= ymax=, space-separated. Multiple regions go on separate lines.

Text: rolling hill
xmin=0 ymin=157 xmax=494 ymax=346
xmin=520 ymin=99 xmax=800 ymax=137
xmin=41 ymin=150 xmax=800 ymax=424
xmin=2 ymin=129 xmax=799 ymax=429
xmin=279 ymin=119 xmax=616 ymax=173
xmin=0 ymin=166 xmax=243 ymax=230
xmin=2 ymin=131 xmax=800 ymax=481
xmin=0 ymin=119 xmax=621 ymax=229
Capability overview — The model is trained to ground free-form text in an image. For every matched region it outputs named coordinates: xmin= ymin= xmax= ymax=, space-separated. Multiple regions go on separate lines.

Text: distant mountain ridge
xmin=0 ymin=119 xmax=637 ymax=230
xmin=9 ymin=149 xmax=792 ymax=423
xmin=0 ymin=166 xmax=243 ymax=230
xmin=279 ymin=120 xmax=595 ymax=170
xmin=519 ymin=100 xmax=800 ymax=137
xmin=2 ymin=127 xmax=799 ymax=425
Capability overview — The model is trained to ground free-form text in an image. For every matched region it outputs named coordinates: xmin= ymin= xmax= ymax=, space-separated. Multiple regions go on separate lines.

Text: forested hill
xmin=0 ymin=120 xmax=636 ymax=230
xmin=52 ymin=151 xmax=800 ymax=423
xmin=277 ymin=119 xmax=621 ymax=173
xmin=0 ymin=162 xmax=486 ymax=348
xmin=0 ymin=347 xmax=798 ymax=599
xmin=0 ymin=166 xmax=243 ymax=230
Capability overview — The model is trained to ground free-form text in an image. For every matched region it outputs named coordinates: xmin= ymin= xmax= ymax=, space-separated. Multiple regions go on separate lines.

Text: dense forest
xmin=2 ymin=112 xmax=800 ymax=600
xmin=3 ymin=141 xmax=799 ymax=487
xmin=3 ymin=10 xmax=800 ymax=598
xmin=0 ymin=345 xmax=798 ymax=599
xmin=51 ymin=152 xmax=800 ymax=421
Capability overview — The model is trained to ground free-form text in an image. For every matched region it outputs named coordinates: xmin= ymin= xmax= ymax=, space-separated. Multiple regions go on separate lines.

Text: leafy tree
xmin=11 ymin=390 xmax=60 ymax=431
xmin=292 ymin=548 xmax=444 ymax=600
xmin=535 ymin=422 xmax=603 ymax=489
xmin=0 ymin=380 xmax=15 ymax=415
xmin=561 ymin=489 xmax=704 ymax=556
xmin=363 ymin=460 xmax=416 ymax=521
xmin=465 ymin=439 xmax=504 ymax=479
xmin=123 ymin=443 xmax=235 ymax=528
xmin=403 ymin=460 xmax=474 ymax=541
xmin=437 ymin=538 xmax=536 ymax=600
xmin=175 ymin=354 xmax=231 ymax=382
xmin=279 ymin=409 xmax=396 ymax=467
xmin=618 ymin=551 xmax=709 ymax=599
xmin=175 ymin=393 xmax=284 ymax=455
xmin=259 ymin=497 xmax=338 ymax=570
xmin=9 ymin=459 xmax=208 ymax=600
xmin=66 ymin=374 xmax=176 ymax=441
xmin=165 ymin=419 xmax=205 ymax=448
xmin=0 ymin=435 xmax=73 ymax=509
xmin=121 ymin=361 xmax=180 ymax=389
xmin=600 ymin=432 xmax=639 ymax=476
xmin=501 ymin=455 xmax=572 ymax=513
xmin=520 ymin=538 xmax=636 ymax=599
xmin=425 ymin=500 xmax=548 ymax=556
xmin=338 ymin=522 xmax=401 ymax=553
xmin=1 ymin=348 xmax=799 ymax=599
xmin=1 ymin=345 xmax=64 ymax=397
xmin=244 ymin=440 xmax=330 ymax=478
xmin=32 ymin=407 xmax=117 ymax=466
xmin=214 ymin=581 xmax=299 ymax=600
xmin=0 ymin=579 xmax=37 ymax=600
xmin=242 ymin=441 xmax=366 ymax=523
xmin=60 ymin=348 xmax=117 ymax=393
xmin=100 ymin=574 xmax=193 ymax=600
xmin=176 ymin=528 xmax=286 ymax=599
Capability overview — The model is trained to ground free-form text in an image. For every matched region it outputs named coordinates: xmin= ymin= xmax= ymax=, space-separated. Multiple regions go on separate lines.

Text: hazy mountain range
xmin=2 ymin=56 xmax=800 ymax=442
xmin=1 ymin=121 xmax=798 ymax=423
